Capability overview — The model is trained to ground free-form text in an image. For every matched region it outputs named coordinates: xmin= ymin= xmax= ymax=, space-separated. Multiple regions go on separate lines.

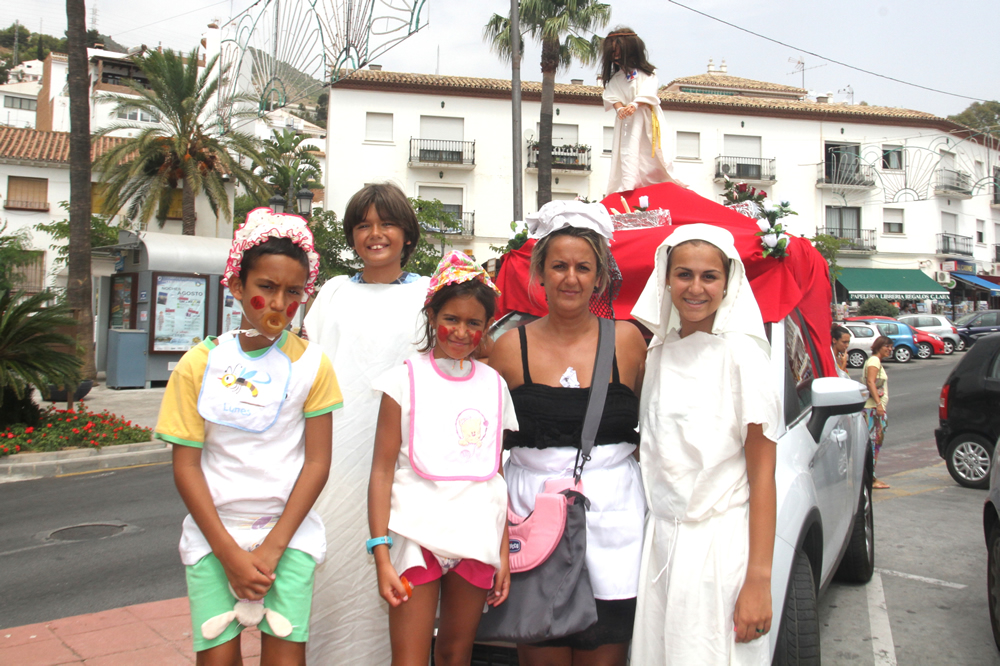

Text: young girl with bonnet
xmin=305 ymin=183 xmax=430 ymax=664
xmin=601 ymin=27 xmax=682 ymax=193
xmin=630 ymin=224 xmax=780 ymax=664
xmin=368 ymin=251 xmax=518 ymax=666
xmin=156 ymin=207 xmax=342 ymax=665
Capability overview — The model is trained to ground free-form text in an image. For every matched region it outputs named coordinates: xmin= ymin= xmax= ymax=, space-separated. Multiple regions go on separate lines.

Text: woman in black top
xmin=489 ymin=201 xmax=647 ymax=666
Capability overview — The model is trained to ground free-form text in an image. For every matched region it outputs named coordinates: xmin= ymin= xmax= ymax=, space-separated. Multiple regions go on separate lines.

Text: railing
xmin=4 ymin=199 xmax=49 ymax=211
xmin=994 ymin=244 xmax=1000 ymax=263
xmin=714 ymin=156 xmax=777 ymax=182
xmin=408 ymin=138 xmax=476 ymax=166
xmin=938 ymin=232 xmax=974 ymax=256
xmin=935 ymin=168 xmax=972 ymax=195
xmin=423 ymin=212 xmax=475 ymax=236
xmin=818 ymin=227 xmax=877 ymax=252
xmin=816 ymin=160 xmax=876 ymax=187
xmin=527 ymin=144 xmax=592 ymax=171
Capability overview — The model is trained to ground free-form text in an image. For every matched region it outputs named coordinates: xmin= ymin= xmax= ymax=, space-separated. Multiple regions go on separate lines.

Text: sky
xmin=4 ymin=0 xmax=997 ymax=119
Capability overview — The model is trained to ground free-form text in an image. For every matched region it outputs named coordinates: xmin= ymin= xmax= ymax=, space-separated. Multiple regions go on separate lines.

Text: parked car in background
xmin=936 ymin=333 xmax=1000 ymax=488
xmin=848 ymin=318 xmax=920 ymax=363
xmin=898 ymin=314 xmax=962 ymax=353
xmin=844 ymin=323 xmax=879 ymax=369
xmin=955 ymin=311 xmax=1000 ymax=347
xmin=912 ymin=328 xmax=946 ymax=359
xmin=982 ymin=457 xmax=1000 ymax=650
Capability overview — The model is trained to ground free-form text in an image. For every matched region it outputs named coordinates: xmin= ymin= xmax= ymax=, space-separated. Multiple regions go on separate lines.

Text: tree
xmin=948 ymin=101 xmax=1000 ymax=137
xmin=858 ymin=299 xmax=899 ymax=318
xmin=315 ymin=92 xmax=328 ymax=129
xmin=0 ymin=223 xmax=33 ymax=293
xmin=66 ymin=0 xmax=96 ymax=380
xmin=34 ymin=202 xmax=124 ymax=269
xmin=259 ymin=129 xmax=324 ymax=203
xmin=93 ymin=48 xmax=266 ymax=235
xmin=485 ymin=0 xmax=610 ymax=207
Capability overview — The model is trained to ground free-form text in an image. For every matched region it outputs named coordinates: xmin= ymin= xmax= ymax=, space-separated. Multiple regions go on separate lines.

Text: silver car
xmin=844 ymin=323 xmax=879 ymax=368
xmin=898 ymin=314 xmax=962 ymax=354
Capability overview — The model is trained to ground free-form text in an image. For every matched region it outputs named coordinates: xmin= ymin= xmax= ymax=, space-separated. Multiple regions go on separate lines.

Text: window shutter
xmin=676 ymin=132 xmax=699 ymax=159
xmin=365 ymin=112 xmax=393 ymax=141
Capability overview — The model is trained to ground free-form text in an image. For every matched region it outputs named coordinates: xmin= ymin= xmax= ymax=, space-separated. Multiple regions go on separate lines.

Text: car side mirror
xmin=807 ymin=377 xmax=867 ymax=442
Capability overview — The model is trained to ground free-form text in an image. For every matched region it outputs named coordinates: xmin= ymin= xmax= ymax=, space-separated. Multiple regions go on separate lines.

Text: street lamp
xmin=268 ymin=194 xmax=286 ymax=214
xmin=296 ymin=188 xmax=315 ymax=217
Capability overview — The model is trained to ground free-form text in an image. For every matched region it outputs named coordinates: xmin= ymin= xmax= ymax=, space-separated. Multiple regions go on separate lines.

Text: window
xmin=166 ymin=189 xmax=183 ymax=220
xmin=5 ymin=176 xmax=48 ymax=211
xmin=979 ymin=312 xmax=1000 ymax=327
xmin=978 ymin=219 xmax=986 ymax=244
xmin=784 ymin=313 xmax=815 ymax=424
xmin=91 ymin=183 xmax=108 ymax=215
xmin=603 ymin=126 xmax=614 ymax=154
xmin=883 ymin=208 xmax=904 ymax=234
xmin=365 ymin=112 xmax=393 ymax=142
xmin=882 ymin=145 xmax=903 ymax=170
xmin=676 ymin=131 xmax=700 ymax=159
xmin=535 ymin=123 xmax=579 ymax=147
xmin=417 ymin=185 xmax=462 ymax=213
xmin=422 ymin=116 xmax=464 ymax=141
xmin=12 ymin=251 xmax=45 ymax=294
xmin=825 ymin=206 xmax=861 ymax=236
xmin=875 ymin=323 xmax=899 ymax=336
xmin=942 ymin=212 xmax=958 ymax=235
xmin=723 ymin=135 xmax=762 ymax=158
xmin=115 ymin=108 xmax=157 ymax=122
xmin=3 ymin=96 xmax=37 ymax=111
xmin=847 ymin=325 xmax=874 ymax=338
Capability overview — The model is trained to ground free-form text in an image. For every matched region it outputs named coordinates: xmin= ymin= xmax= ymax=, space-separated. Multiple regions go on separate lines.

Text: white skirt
xmin=505 ymin=443 xmax=645 ymax=599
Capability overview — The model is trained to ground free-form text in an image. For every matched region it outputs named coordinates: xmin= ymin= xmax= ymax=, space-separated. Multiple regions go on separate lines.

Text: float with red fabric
xmin=493 ymin=182 xmax=835 ymax=377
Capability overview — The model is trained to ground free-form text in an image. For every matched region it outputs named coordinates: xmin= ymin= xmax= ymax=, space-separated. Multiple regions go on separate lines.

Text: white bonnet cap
xmin=525 ymin=200 xmax=614 ymax=245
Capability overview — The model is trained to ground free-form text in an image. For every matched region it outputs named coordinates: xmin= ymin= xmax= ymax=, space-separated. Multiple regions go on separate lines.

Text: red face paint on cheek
xmin=437 ymin=325 xmax=450 ymax=342
xmin=250 ymin=296 xmax=265 ymax=310
xmin=285 ymin=301 xmax=299 ymax=318
xmin=472 ymin=331 xmax=483 ymax=347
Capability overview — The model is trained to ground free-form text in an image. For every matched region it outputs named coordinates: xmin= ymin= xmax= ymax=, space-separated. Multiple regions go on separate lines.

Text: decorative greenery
xmin=811 ymin=233 xmax=847 ymax=282
xmin=92 ymin=47 xmax=267 ymax=234
xmin=722 ymin=178 xmax=796 ymax=259
xmin=259 ymin=129 xmax=324 ymax=202
xmin=0 ymin=291 xmax=82 ymax=407
xmin=0 ymin=222 xmax=33 ymax=293
xmin=0 ymin=403 xmax=154 ymax=456
xmin=34 ymin=202 xmax=124 ymax=269
xmin=490 ymin=221 xmax=530 ymax=255
xmin=858 ymin=298 xmax=899 ymax=318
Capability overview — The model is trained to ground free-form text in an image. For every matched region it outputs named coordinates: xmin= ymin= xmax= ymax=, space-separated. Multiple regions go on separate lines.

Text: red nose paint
xmin=472 ymin=331 xmax=483 ymax=347
xmin=437 ymin=325 xmax=450 ymax=342
xmin=250 ymin=296 xmax=265 ymax=310
xmin=286 ymin=301 xmax=299 ymax=318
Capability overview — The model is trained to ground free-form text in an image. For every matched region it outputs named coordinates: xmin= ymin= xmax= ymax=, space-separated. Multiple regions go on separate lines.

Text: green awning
xmin=838 ymin=268 xmax=951 ymax=302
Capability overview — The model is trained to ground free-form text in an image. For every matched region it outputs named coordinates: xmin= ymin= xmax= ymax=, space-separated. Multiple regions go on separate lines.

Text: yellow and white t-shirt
xmin=156 ymin=330 xmax=343 ymax=565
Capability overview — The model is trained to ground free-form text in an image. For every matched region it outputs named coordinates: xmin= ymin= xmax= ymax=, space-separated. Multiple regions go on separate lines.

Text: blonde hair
xmin=529 ymin=227 xmax=611 ymax=295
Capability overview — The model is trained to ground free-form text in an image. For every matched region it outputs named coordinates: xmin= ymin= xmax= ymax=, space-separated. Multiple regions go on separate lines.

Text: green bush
xmin=857 ymin=298 xmax=899 ymax=317
xmin=0 ymin=402 xmax=154 ymax=456
xmin=0 ymin=386 xmax=42 ymax=430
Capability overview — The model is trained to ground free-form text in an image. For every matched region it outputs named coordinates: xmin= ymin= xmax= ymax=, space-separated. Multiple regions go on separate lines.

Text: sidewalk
xmin=0 ymin=598 xmax=261 ymax=665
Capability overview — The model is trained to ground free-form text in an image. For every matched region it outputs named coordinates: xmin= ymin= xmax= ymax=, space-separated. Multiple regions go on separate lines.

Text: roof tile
xmin=665 ymin=73 xmax=807 ymax=94
xmin=0 ymin=126 xmax=128 ymax=164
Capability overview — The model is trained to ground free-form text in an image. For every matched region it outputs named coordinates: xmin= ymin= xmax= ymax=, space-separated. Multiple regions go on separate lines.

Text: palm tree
xmin=93 ymin=48 xmax=266 ymax=235
xmin=260 ymin=129 xmax=324 ymax=204
xmin=485 ymin=0 xmax=610 ymax=207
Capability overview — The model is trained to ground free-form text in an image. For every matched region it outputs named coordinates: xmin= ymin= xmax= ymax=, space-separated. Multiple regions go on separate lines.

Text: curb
xmin=0 ymin=441 xmax=170 ymax=482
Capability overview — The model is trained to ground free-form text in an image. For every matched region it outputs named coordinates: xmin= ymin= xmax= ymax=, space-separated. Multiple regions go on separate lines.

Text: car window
xmin=956 ymin=313 xmax=980 ymax=326
xmin=990 ymin=351 xmax=1000 ymax=379
xmin=980 ymin=313 xmax=999 ymax=327
xmin=876 ymin=323 xmax=899 ymax=336
xmin=848 ymin=325 xmax=873 ymax=338
xmin=898 ymin=316 xmax=915 ymax=326
xmin=784 ymin=315 xmax=814 ymax=424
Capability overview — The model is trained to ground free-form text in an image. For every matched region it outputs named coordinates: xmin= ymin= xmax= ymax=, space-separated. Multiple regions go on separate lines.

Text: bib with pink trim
xmin=405 ymin=353 xmax=502 ymax=481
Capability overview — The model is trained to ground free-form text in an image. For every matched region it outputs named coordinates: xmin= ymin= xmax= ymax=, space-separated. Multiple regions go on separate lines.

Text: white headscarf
xmin=525 ymin=200 xmax=614 ymax=245
xmin=631 ymin=224 xmax=769 ymax=354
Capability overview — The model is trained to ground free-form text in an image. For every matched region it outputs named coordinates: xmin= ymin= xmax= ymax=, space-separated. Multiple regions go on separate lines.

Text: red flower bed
xmin=0 ymin=403 xmax=154 ymax=456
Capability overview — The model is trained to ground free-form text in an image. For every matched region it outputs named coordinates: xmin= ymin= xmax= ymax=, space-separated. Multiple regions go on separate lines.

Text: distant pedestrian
xmin=832 ymin=324 xmax=851 ymax=378
xmin=864 ymin=336 xmax=892 ymax=489
xmin=156 ymin=208 xmax=342 ymax=663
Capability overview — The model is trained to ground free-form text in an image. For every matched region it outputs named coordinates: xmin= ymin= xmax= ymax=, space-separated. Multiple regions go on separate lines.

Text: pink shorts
xmin=401 ymin=547 xmax=495 ymax=590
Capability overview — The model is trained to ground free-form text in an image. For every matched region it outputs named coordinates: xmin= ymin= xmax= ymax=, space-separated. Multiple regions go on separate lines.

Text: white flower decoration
xmin=756 ymin=219 xmax=771 ymax=232
xmin=638 ymin=195 xmax=649 ymax=209
xmin=763 ymin=234 xmax=778 ymax=248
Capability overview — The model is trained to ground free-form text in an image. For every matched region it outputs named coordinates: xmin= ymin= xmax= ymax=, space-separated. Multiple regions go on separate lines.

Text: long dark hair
xmin=418 ymin=280 xmax=498 ymax=355
xmin=601 ymin=27 xmax=655 ymax=86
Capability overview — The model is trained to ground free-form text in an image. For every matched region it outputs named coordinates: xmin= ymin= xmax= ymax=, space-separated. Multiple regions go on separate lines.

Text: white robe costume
xmin=304 ymin=275 xmax=429 ymax=666
xmin=631 ymin=225 xmax=781 ymax=665
xmin=603 ymin=69 xmax=680 ymax=194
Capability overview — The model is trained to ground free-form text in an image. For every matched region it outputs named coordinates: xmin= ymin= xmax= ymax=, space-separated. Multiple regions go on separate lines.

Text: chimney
xmin=816 ymin=94 xmax=829 ymax=104
xmin=369 ymin=64 xmax=382 ymax=71
xmin=571 ymin=78 xmax=583 ymax=85
xmin=720 ymin=59 xmax=727 ymax=74
xmin=707 ymin=58 xmax=715 ymax=73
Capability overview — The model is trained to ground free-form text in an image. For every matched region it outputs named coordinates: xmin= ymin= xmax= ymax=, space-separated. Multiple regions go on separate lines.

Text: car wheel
xmin=946 ymin=435 xmax=993 ymax=489
xmin=847 ymin=350 xmax=867 ymax=368
xmin=894 ymin=345 xmax=912 ymax=363
xmin=773 ymin=550 xmax=820 ymax=666
xmin=917 ymin=342 xmax=933 ymax=359
xmin=835 ymin=459 xmax=875 ymax=583
xmin=943 ymin=339 xmax=955 ymax=355
xmin=988 ymin=523 xmax=1000 ymax=651
xmin=959 ymin=338 xmax=967 ymax=351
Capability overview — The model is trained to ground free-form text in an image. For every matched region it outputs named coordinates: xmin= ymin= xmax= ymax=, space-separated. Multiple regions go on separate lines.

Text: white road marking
xmin=875 ymin=567 xmax=967 ymax=589
xmin=867 ymin=571 xmax=898 ymax=666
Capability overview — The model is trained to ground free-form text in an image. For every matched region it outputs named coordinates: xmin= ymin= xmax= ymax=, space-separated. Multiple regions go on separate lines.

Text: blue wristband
xmin=366 ymin=535 xmax=393 ymax=554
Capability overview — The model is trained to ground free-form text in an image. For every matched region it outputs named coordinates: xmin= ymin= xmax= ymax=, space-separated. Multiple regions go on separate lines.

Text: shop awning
xmin=952 ymin=272 xmax=1000 ymax=295
xmin=95 ymin=230 xmax=233 ymax=275
xmin=837 ymin=267 xmax=951 ymax=301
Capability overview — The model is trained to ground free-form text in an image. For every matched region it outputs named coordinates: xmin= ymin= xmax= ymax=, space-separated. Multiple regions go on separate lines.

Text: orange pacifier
xmin=258 ymin=312 xmax=287 ymax=338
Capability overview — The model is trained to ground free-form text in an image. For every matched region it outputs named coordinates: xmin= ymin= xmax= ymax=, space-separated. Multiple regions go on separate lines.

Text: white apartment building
xmin=0 ymin=80 xmax=41 ymax=129
xmin=325 ymin=64 xmax=1000 ymax=307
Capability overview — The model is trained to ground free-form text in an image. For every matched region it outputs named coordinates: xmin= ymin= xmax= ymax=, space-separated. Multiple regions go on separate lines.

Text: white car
xmin=898 ymin=314 xmax=963 ymax=354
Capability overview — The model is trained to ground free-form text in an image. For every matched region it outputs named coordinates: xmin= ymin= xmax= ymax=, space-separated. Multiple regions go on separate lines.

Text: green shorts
xmin=186 ymin=548 xmax=316 ymax=652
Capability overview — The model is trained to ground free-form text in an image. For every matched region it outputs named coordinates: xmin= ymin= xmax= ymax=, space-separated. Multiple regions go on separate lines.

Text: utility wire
xmin=666 ymin=0 xmax=988 ymax=103
xmin=114 ymin=0 xmax=234 ymax=37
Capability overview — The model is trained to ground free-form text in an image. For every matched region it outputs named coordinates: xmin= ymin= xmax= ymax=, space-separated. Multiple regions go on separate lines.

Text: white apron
xmin=304 ymin=275 xmax=429 ymax=666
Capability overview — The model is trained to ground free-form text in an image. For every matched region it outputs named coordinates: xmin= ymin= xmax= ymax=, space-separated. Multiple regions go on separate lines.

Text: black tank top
xmin=505 ymin=326 xmax=640 ymax=451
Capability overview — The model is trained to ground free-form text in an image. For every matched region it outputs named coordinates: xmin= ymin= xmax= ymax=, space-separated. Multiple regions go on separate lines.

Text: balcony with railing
xmin=3 ymin=199 xmax=49 ymax=211
xmin=526 ymin=144 xmax=592 ymax=173
xmin=938 ymin=232 xmax=974 ymax=256
xmin=819 ymin=227 xmax=877 ymax=252
xmin=408 ymin=138 xmax=476 ymax=169
xmin=422 ymin=212 xmax=475 ymax=237
xmin=713 ymin=156 xmax=777 ymax=183
xmin=934 ymin=168 xmax=973 ymax=199
xmin=816 ymin=160 xmax=877 ymax=189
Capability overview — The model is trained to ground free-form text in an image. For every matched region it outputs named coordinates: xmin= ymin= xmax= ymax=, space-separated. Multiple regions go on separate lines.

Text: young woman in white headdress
xmin=630 ymin=224 xmax=781 ymax=664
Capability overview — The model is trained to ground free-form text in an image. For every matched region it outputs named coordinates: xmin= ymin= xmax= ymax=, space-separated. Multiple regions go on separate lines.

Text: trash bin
xmin=107 ymin=329 xmax=148 ymax=389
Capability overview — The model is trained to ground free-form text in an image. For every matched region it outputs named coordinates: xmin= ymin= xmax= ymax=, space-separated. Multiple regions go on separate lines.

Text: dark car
xmin=936 ymin=333 xmax=1000 ymax=488
xmin=954 ymin=310 xmax=1000 ymax=348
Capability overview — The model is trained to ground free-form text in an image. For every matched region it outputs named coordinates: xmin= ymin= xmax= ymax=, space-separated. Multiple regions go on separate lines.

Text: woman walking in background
xmin=864 ymin=336 xmax=892 ymax=489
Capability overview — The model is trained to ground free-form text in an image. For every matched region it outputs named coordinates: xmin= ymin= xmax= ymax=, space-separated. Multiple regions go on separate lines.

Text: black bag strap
xmin=574 ymin=317 xmax=616 ymax=483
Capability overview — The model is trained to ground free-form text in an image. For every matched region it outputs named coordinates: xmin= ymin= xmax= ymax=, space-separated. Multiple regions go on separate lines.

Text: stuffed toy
xmin=201 ymin=585 xmax=293 ymax=640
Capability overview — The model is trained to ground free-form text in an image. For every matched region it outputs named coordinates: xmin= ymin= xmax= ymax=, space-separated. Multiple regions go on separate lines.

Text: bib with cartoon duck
xmin=405 ymin=353 xmax=502 ymax=481
xmin=198 ymin=332 xmax=292 ymax=433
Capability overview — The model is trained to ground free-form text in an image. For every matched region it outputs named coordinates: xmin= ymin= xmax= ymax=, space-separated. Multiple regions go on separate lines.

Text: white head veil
xmin=631 ymin=224 xmax=770 ymax=354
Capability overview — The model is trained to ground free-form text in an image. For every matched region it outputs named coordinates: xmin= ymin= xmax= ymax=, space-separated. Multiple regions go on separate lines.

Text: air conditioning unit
xmin=935 ymin=271 xmax=951 ymax=283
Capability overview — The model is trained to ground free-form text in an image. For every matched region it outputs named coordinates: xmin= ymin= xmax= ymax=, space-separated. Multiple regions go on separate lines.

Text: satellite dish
xmin=523 ymin=130 xmax=535 ymax=142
